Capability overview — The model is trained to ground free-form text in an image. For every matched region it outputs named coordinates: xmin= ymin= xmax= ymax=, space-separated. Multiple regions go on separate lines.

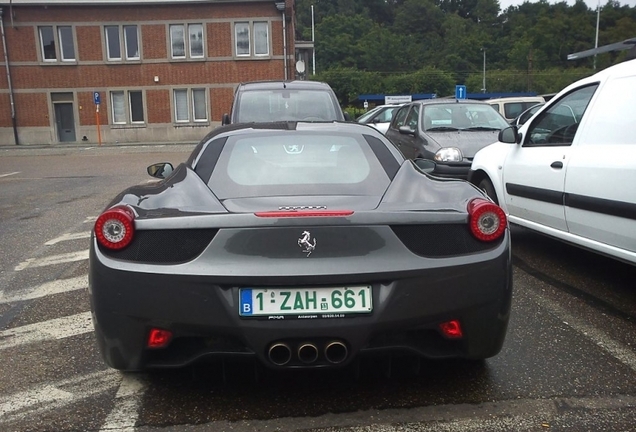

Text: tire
xmin=478 ymin=178 xmax=498 ymax=205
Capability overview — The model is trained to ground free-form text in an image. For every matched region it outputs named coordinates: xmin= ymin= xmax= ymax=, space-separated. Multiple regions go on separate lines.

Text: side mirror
xmin=343 ymin=112 xmax=352 ymax=121
xmin=498 ymin=126 xmax=519 ymax=144
xmin=147 ymin=162 xmax=174 ymax=179
xmin=414 ymin=158 xmax=436 ymax=174
xmin=399 ymin=125 xmax=416 ymax=136
xmin=222 ymin=113 xmax=231 ymax=125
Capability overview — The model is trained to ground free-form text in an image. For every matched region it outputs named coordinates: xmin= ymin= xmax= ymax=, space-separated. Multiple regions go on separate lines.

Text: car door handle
xmin=551 ymin=161 xmax=563 ymax=169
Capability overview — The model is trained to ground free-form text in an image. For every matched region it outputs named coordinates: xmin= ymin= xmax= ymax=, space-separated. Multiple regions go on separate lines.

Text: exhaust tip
xmin=324 ymin=341 xmax=348 ymax=364
xmin=297 ymin=343 xmax=319 ymax=364
xmin=268 ymin=342 xmax=292 ymax=366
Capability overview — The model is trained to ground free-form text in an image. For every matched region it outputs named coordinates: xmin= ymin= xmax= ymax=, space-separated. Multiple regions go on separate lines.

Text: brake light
xmin=94 ymin=205 xmax=135 ymax=250
xmin=468 ymin=198 xmax=507 ymax=242
xmin=255 ymin=210 xmax=354 ymax=218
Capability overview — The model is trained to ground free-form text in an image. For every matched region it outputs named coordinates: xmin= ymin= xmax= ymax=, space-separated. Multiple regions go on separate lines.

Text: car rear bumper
xmin=89 ymin=237 xmax=512 ymax=371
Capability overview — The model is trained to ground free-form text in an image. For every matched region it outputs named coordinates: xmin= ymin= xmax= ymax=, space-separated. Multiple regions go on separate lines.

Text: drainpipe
xmin=275 ymin=2 xmax=288 ymax=80
xmin=0 ymin=8 xmax=19 ymax=145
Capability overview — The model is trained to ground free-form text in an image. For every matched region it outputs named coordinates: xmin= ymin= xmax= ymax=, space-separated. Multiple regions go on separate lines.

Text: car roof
xmin=406 ymin=99 xmax=492 ymax=107
xmin=236 ymin=80 xmax=334 ymax=91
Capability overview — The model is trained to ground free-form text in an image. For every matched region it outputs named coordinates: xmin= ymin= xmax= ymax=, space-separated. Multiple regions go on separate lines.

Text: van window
xmin=504 ymin=102 xmax=539 ymax=119
xmin=525 ymin=85 xmax=598 ymax=147
xmin=583 ymin=76 xmax=636 ymax=146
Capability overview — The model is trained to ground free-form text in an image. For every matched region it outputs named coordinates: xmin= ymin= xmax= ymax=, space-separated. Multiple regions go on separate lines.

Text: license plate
xmin=239 ymin=286 xmax=373 ymax=317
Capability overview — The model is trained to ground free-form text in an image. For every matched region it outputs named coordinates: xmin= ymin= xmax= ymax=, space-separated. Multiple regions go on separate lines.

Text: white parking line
xmin=0 ymin=276 xmax=88 ymax=305
xmin=84 ymin=216 xmax=97 ymax=223
xmin=0 ymin=312 xmax=93 ymax=350
xmin=0 ymin=171 xmax=20 ymax=178
xmin=45 ymin=231 xmax=92 ymax=246
xmin=528 ymin=291 xmax=636 ymax=373
xmin=0 ymin=370 xmax=121 ymax=424
xmin=99 ymin=374 xmax=147 ymax=432
xmin=14 ymin=250 xmax=89 ymax=271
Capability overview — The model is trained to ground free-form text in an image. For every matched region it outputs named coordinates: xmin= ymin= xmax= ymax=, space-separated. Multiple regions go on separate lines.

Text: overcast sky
xmin=498 ymin=0 xmax=636 ymax=10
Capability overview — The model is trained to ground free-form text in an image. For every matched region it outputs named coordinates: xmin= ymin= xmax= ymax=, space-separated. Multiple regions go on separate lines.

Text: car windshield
xmin=209 ymin=132 xmax=392 ymax=199
xmin=423 ymin=103 xmax=509 ymax=131
xmin=236 ymin=89 xmax=339 ymax=122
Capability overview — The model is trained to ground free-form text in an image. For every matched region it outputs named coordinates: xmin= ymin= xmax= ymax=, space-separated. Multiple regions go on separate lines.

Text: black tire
xmin=478 ymin=178 xmax=499 ymax=205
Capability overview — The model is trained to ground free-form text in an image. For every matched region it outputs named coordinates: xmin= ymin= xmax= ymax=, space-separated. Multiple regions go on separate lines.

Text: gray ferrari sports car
xmin=89 ymin=121 xmax=512 ymax=372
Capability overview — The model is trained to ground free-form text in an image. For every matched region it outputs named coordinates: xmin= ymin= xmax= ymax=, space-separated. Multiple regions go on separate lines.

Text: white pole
xmin=594 ymin=0 xmax=600 ymax=71
xmin=482 ymin=49 xmax=486 ymax=93
xmin=311 ymin=4 xmax=316 ymax=75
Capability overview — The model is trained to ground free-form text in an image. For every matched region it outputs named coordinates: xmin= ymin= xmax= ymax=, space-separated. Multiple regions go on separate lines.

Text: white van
xmin=488 ymin=96 xmax=545 ymax=122
xmin=468 ymin=59 xmax=636 ymax=265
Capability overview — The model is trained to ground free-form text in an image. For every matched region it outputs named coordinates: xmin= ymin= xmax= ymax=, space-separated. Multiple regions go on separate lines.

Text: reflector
xmin=439 ymin=320 xmax=463 ymax=339
xmin=147 ymin=328 xmax=172 ymax=348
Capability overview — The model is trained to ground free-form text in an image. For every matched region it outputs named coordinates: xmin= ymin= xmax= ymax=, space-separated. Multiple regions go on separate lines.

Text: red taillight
xmin=439 ymin=320 xmax=463 ymax=339
xmin=468 ymin=198 xmax=507 ymax=242
xmin=254 ymin=210 xmax=354 ymax=218
xmin=147 ymin=328 xmax=172 ymax=349
xmin=94 ymin=205 xmax=135 ymax=250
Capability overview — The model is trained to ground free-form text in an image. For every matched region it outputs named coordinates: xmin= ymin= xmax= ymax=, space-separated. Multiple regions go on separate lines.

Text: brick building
xmin=0 ymin=0 xmax=305 ymax=145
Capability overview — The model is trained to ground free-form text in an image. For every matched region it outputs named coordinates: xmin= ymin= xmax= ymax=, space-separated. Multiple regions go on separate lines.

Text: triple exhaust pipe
xmin=268 ymin=340 xmax=348 ymax=366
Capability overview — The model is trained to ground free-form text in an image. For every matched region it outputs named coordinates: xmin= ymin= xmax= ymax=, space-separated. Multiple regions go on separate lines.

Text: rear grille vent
xmin=99 ymin=229 xmax=218 ymax=264
xmin=391 ymin=224 xmax=501 ymax=257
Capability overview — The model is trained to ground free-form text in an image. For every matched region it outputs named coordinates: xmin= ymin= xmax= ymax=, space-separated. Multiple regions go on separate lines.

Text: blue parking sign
xmin=93 ymin=91 xmax=101 ymax=105
xmin=455 ymin=85 xmax=467 ymax=100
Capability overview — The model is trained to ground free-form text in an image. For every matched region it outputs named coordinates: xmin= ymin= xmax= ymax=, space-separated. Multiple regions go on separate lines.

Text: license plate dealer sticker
xmin=239 ymin=286 xmax=372 ymax=317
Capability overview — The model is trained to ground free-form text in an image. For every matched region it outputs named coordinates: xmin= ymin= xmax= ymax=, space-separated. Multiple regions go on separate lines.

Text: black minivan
xmin=222 ymin=80 xmax=349 ymax=124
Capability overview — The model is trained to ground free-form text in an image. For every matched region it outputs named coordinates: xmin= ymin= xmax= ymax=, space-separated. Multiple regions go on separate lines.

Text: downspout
xmin=275 ymin=2 xmax=288 ymax=80
xmin=0 ymin=8 xmax=19 ymax=145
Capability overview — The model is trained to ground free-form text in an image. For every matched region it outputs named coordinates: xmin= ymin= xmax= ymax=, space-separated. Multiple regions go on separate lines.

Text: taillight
xmin=468 ymin=198 xmax=507 ymax=242
xmin=147 ymin=328 xmax=172 ymax=349
xmin=254 ymin=210 xmax=354 ymax=218
xmin=94 ymin=205 xmax=135 ymax=250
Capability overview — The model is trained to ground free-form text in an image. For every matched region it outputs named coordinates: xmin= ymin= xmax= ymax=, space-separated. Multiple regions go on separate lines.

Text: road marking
xmin=0 ymin=370 xmax=121 ymax=424
xmin=45 ymin=231 xmax=91 ymax=246
xmin=0 ymin=311 xmax=93 ymax=350
xmin=0 ymin=275 xmax=88 ymax=305
xmin=528 ymin=291 xmax=636 ymax=373
xmin=0 ymin=171 xmax=20 ymax=178
xmin=99 ymin=374 xmax=147 ymax=432
xmin=14 ymin=250 xmax=89 ymax=271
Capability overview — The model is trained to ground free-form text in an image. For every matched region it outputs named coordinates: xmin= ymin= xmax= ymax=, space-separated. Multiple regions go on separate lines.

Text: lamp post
xmin=481 ymin=48 xmax=486 ymax=93
xmin=311 ymin=4 xmax=316 ymax=75
xmin=594 ymin=0 xmax=600 ymax=70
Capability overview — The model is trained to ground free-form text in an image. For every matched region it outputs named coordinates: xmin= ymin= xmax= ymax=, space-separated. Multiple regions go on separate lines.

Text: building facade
xmin=0 ymin=0 xmax=301 ymax=145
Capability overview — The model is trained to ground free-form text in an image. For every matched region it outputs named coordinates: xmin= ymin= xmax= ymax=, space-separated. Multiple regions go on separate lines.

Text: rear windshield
xmin=236 ymin=89 xmax=340 ymax=122
xmin=423 ymin=103 xmax=509 ymax=130
xmin=208 ymin=132 xmax=391 ymax=199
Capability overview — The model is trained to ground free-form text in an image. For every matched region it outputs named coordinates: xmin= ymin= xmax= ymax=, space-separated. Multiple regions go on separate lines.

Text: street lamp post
xmin=594 ymin=0 xmax=600 ymax=70
xmin=482 ymin=48 xmax=486 ymax=93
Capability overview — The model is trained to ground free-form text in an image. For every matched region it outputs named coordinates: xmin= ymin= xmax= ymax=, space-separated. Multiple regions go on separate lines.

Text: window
xmin=174 ymin=88 xmax=208 ymax=123
xmin=170 ymin=24 xmax=204 ymax=59
xmin=105 ymin=25 xmax=139 ymax=61
xmin=110 ymin=90 xmax=145 ymax=125
xmin=405 ymin=105 xmax=419 ymax=130
xmin=234 ymin=21 xmax=269 ymax=57
xmin=39 ymin=26 xmax=76 ymax=62
xmin=526 ymin=85 xmax=597 ymax=147
xmin=392 ymin=106 xmax=409 ymax=128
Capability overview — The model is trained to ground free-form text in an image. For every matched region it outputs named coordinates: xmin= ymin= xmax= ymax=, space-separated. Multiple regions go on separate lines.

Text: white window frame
xmin=234 ymin=21 xmax=270 ymax=58
xmin=105 ymin=25 xmax=140 ymax=62
xmin=170 ymin=23 xmax=205 ymax=60
xmin=110 ymin=90 xmax=145 ymax=125
xmin=173 ymin=88 xmax=208 ymax=123
xmin=39 ymin=25 xmax=76 ymax=62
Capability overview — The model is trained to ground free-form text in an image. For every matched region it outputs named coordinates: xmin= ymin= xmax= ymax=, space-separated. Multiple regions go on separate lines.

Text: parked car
xmin=89 ymin=121 xmax=512 ymax=372
xmin=356 ymin=103 xmax=404 ymax=134
xmin=385 ymin=100 xmax=509 ymax=179
xmin=510 ymin=103 xmax=545 ymax=127
xmin=222 ymin=80 xmax=349 ymax=124
xmin=469 ymin=59 xmax=636 ymax=265
xmin=488 ymin=96 xmax=545 ymax=123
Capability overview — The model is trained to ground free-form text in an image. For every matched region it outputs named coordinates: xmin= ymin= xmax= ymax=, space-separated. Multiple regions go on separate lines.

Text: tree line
xmin=293 ymin=0 xmax=636 ymax=104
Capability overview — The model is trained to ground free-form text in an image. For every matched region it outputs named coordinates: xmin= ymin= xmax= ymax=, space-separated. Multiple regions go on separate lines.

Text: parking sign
xmin=93 ymin=92 xmax=101 ymax=105
xmin=455 ymin=85 xmax=467 ymax=100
